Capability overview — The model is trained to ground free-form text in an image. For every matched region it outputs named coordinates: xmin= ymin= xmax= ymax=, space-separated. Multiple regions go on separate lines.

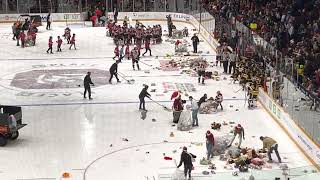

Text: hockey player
xmin=69 ymin=34 xmax=76 ymax=50
xmin=15 ymin=23 xmax=21 ymax=46
xmin=139 ymin=85 xmax=151 ymax=110
xmin=130 ymin=27 xmax=136 ymax=45
xmin=64 ymin=27 xmax=71 ymax=44
xmin=198 ymin=61 xmax=206 ymax=84
xmin=123 ymin=28 xmax=129 ymax=44
xmin=109 ymin=60 xmax=120 ymax=84
xmin=107 ymin=20 xmax=114 ymax=36
xmin=113 ymin=45 xmax=120 ymax=60
xmin=119 ymin=44 xmax=125 ymax=62
xmin=142 ymin=37 xmax=152 ymax=56
xmin=46 ymin=36 xmax=53 ymax=54
xmin=215 ymin=91 xmax=223 ymax=110
xmin=123 ymin=16 xmax=129 ymax=26
xmin=19 ymin=30 xmax=26 ymax=48
xmin=136 ymin=42 xmax=142 ymax=57
xmin=260 ymin=136 xmax=281 ymax=163
xmin=206 ymin=130 xmax=215 ymax=160
xmin=28 ymin=30 xmax=37 ymax=46
xmin=177 ymin=147 xmax=196 ymax=180
xmin=135 ymin=28 xmax=142 ymax=46
xmin=56 ymin=36 xmax=62 ymax=52
xmin=248 ymin=83 xmax=258 ymax=108
xmin=191 ymin=34 xmax=199 ymax=53
xmin=228 ymin=124 xmax=245 ymax=148
xmin=131 ymin=46 xmax=140 ymax=70
xmin=83 ymin=72 xmax=94 ymax=100
xmin=125 ymin=43 xmax=130 ymax=60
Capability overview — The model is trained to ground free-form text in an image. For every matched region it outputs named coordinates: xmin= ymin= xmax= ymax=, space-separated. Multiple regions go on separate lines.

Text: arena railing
xmin=158 ymin=165 xmax=319 ymax=180
xmin=198 ymin=4 xmax=320 ymax=147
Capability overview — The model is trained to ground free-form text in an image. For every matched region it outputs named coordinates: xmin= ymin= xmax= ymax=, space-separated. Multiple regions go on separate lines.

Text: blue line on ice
xmin=10 ymin=98 xmax=245 ymax=107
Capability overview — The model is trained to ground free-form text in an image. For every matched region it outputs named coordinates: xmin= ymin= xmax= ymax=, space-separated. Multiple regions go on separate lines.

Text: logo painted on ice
xmin=10 ymin=69 xmax=109 ymax=89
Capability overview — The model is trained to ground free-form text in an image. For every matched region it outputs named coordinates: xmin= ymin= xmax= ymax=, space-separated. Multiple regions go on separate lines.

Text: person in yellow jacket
xmin=260 ymin=136 xmax=282 ymax=163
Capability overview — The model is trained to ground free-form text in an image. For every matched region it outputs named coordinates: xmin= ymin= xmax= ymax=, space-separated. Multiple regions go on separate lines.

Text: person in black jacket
xmin=139 ymin=85 xmax=151 ymax=110
xmin=46 ymin=13 xmax=51 ymax=30
xmin=114 ymin=9 xmax=118 ymax=23
xmin=198 ymin=94 xmax=207 ymax=107
xmin=177 ymin=147 xmax=196 ymax=180
xmin=109 ymin=60 xmax=120 ymax=84
xmin=83 ymin=72 xmax=94 ymax=100
xmin=191 ymin=34 xmax=200 ymax=53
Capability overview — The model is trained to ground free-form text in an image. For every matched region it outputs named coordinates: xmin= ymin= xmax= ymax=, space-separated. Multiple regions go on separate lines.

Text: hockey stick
xmin=174 ymin=159 xmax=178 ymax=167
xmin=244 ymin=90 xmax=247 ymax=108
xmin=117 ymin=72 xmax=135 ymax=84
xmin=233 ymin=87 xmax=243 ymax=93
xmin=148 ymin=98 xmax=172 ymax=112
xmin=139 ymin=60 xmax=153 ymax=67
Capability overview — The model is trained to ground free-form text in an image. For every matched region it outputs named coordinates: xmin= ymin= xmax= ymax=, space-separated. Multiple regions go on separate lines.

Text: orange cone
xmin=62 ymin=172 xmax=70 ymax=178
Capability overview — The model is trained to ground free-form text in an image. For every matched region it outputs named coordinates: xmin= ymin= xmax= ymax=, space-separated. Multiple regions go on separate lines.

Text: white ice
xmin=0 ymin=21 xmax=314 ymax=180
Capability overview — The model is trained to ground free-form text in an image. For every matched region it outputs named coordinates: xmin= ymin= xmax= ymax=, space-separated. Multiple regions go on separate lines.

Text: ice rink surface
xmin=0 ymin=21 xmax=315 ymax=180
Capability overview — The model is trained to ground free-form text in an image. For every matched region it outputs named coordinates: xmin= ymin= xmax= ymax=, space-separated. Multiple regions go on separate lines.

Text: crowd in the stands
xmin=202 ymin=0 xmax=320 ymax=98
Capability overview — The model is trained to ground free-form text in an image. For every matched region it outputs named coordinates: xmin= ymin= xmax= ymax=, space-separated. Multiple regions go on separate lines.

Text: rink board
xmin=258 ymin=88 xmax=320 ymax=169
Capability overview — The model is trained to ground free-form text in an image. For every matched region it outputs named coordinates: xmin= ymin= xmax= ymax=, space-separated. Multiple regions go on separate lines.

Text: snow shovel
xmin=117 ymin=72 xmax=135 ymax=84
xmin=148 ymin=98 xmax=171 ymax=112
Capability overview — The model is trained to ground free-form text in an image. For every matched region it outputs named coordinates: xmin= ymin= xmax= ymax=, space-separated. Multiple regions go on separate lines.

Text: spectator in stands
xmin=201 ymin=0 xmax=320 ymax=100
xmin=95 ymin=8 xmax=102 ymax=20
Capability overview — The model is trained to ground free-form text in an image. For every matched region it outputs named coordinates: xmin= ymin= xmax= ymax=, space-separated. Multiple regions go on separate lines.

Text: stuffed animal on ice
xmin=199 ymin=97 xmax=219 ymax=114
xmin=172 ymin=29 xmax=183 ymax=39
xmin=175 ymin=43 xmax=187 ymax=52
xmin=211 ymin=135 xmax=233 ymax=155
xmin=174 ymin=40 xmax=188 ymax=53
xmin=189 ymin=57 xmax=209 ymax=70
